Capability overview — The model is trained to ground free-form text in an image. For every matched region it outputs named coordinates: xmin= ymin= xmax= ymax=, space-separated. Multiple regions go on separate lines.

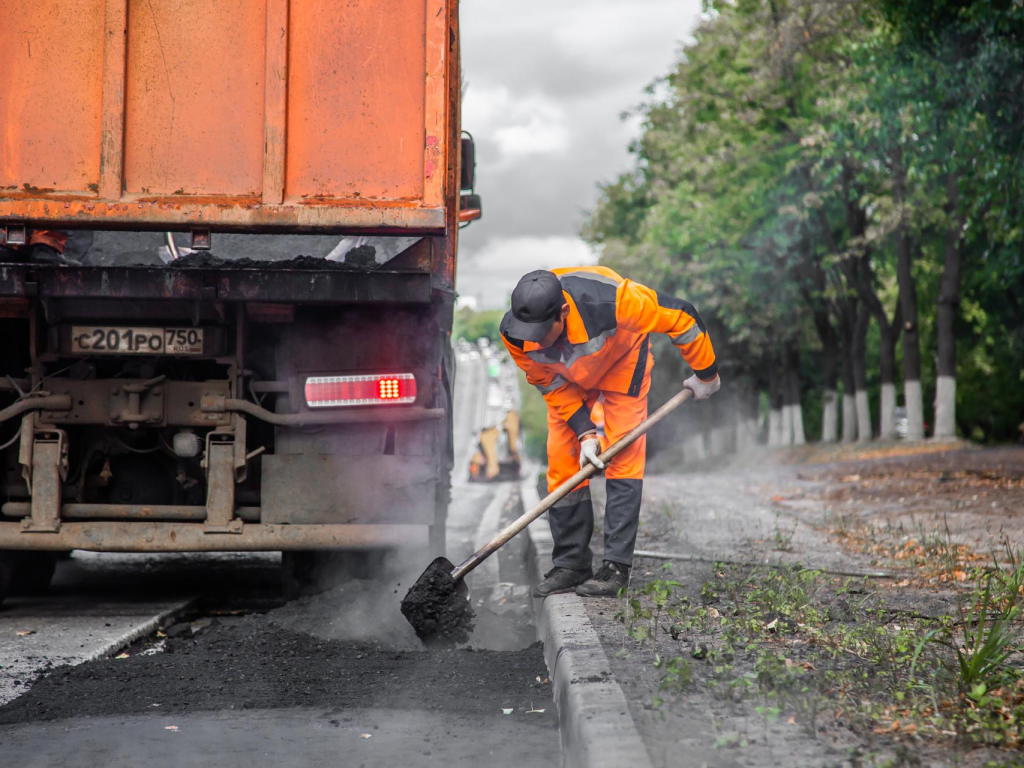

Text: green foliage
xmin=655 ymin=655 xmax=694 ymax=693
xmin=926 ymin=556 xmax=1024 ymax=702
xmin=772 ymin=515 xmax=797 ymax=551
xmin=617 ymin=578 xmax=688 ymax=650
xmin=453 ymin=307 xmax=504 ymax=343
xmin=615 ymin=553 xmax=1024 ymax=750
xmin=583 ymin=0 xmax=1024 ymax=441
xmin=516 ymin=370 xmax=549 ymax=460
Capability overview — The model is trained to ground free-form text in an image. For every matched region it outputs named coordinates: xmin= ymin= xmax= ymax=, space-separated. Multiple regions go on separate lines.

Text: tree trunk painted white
xmin=768 ymin=408 xmax=782 ymax=447
xmin=735 ymin=417 xmax=759 ymax=452
xmin=821 ymin=389 xmax=838 ymax=443
xmin=935 ymin=172 xmax=962 ymax=442
xmin=934 ymin=375 xmax=956 ymax=439
xmin=791 ymin=401 xmax=806 ymax=445
xmin=709 ymin=423 xmax=732 ymax=456
xmin=905 ymin=379 xmax=924 ymax=440
xmin=842 ymin=393 xmax=857 ymax=443
xmin=780 ymin=404 xmax=794 ymax=446
xmin=879 ymin=382 xmax=897 ymax=440
xmin=683 ymin=430 xmax=706 ymax=462
xmin=855 ymin=390 xmax=872 ymax=442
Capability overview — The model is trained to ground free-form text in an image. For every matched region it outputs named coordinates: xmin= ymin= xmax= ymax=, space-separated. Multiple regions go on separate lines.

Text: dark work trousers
xmin=547 ymin=479 xmax=644 ymax=569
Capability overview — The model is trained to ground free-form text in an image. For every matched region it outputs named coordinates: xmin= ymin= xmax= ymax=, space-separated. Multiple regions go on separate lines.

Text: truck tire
xmin=281 ymin=550 xmax=385 ymax=600
xmin=2 ymin=552 xmax=59 ymax=596
xmin=281 ymin=551 xmax=322 ymax=600
xmin=0 ymin=556 xmax=11 ymax=607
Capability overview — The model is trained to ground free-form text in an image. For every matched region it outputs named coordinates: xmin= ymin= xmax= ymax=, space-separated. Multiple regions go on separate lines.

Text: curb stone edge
xmin=521 ymin=469 xmax=655 ymax=768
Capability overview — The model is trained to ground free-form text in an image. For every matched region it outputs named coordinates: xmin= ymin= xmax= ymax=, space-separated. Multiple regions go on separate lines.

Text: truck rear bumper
xmin=0 ymin=520 xmax=427 ymax=552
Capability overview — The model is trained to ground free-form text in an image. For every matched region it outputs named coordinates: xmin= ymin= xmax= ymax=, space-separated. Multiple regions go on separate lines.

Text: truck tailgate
xmin=0 ymin=0 xmax=453 ymax=234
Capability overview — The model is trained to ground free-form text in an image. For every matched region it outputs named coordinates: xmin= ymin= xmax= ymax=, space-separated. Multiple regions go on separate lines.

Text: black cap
xmin=505 ymin=270 xmax=564 ymax=342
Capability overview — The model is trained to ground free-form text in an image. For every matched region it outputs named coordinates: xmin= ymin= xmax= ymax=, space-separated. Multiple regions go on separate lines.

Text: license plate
xmin=70 ymin=326 xmax=204 ymax=355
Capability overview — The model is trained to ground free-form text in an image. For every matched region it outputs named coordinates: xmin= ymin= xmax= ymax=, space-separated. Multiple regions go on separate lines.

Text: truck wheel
xmin=3 ymin=552 xmax=59 ymax=596
xmin=281 ymin=551 xmax=322 ymax=601
xmin=0 ymin=556 xmax=11 ymax=607
xmin=281 ymin=550 xmax=385 ymax=600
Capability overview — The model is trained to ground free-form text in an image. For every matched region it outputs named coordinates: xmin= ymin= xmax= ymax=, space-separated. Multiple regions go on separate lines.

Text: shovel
xmin=400 ymin=387 xmax=696 ymax=645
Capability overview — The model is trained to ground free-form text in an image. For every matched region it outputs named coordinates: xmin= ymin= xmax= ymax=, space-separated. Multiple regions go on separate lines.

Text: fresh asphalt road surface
xmin=0 ymin=354 xmax=558 ymax=767
xmin=0 ymin=551 xmax=279 ymax=706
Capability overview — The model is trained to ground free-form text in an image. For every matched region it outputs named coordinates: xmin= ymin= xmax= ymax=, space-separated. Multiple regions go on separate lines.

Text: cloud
xmin=463 ymin=86 xmax=570 ymax=162
xmin=456 ymin=0 xmax=703 ymax=308
xmin=494 ymin=113 xmax=570 ymax=158
xmin=457 ymin=236 xmax=599 ymax=309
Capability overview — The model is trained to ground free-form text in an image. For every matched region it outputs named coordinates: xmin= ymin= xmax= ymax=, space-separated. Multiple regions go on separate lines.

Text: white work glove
xmin=684 ymin=373 xmax=721 ymax=401
xmin=578 ymin=435 xmax=605 ymax=471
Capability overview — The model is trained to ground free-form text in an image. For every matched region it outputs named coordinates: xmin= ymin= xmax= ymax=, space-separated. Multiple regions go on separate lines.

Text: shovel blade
xmin=427 ymin=556 xmax=469 ymax=597
xmin=400 ymin=556 xmax=475 ymax=646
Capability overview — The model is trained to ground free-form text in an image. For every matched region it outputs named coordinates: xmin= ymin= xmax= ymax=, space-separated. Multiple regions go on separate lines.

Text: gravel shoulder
xmin=582 ymin=445 xmax=1024 ymax=768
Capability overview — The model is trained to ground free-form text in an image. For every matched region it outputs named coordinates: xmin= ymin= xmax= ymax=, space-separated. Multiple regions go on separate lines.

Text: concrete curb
xmin=521 ymin=472 xmax=654 ymax=768
xmin=83 ymin=597 xmax=197 ymax=663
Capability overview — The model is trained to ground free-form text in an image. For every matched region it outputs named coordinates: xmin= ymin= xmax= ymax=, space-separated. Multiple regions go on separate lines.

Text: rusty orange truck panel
xmin=0 ymin=0 xmax=452 ymax=233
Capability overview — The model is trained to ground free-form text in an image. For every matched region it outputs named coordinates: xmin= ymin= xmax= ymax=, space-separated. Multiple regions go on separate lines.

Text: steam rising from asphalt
xmin=271 ymin=548 xmax=534 ymax=652
xmin=271 ymin=548 xmax=443 ymax=650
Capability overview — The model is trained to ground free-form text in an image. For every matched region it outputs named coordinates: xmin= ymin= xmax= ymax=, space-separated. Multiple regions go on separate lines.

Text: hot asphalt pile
xmin=401 ymin=558 xmax=476 ymax=646
xmin=0 ymin=604 xmax=554 ymax=729
xmin=169 ymin=252 xmax=374 ymax=271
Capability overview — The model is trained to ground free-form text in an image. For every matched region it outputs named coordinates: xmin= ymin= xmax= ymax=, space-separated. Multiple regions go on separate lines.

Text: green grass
xmin=615 ymin=553 xmax=1024 ymax=753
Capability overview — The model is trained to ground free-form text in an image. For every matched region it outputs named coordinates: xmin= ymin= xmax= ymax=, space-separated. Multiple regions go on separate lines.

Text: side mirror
xmin=459 ymin=193 xmax=482 ymax=223
xmin=460 ymin=135 xmax=476 ymax=191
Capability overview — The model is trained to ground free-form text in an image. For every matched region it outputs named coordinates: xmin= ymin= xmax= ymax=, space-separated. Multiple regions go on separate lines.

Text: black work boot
xmin=533 ymin=566 xmax=592 ymax=598
xmin=576 ymin=561 xmax=630 ymax=597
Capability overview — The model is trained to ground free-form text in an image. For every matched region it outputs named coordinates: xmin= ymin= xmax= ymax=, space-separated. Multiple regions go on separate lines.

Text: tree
xmin=583 ymin=0 xmax=1024 ymax=452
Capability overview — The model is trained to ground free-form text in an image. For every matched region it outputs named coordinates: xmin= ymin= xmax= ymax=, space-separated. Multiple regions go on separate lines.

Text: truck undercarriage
xmin=0 ymin=244 xmax=455 ymax=584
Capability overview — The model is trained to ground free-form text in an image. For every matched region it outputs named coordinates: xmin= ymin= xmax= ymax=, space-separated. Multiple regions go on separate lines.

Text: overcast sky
xmin=456 ymin=0 xmax=702 ymax=309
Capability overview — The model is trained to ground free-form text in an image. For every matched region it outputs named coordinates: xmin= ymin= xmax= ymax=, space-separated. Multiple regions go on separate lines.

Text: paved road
xmin=0 ymin=355 xmax=558 ymax=767
xmin=0 ymin=552 xmax=280 ymax=705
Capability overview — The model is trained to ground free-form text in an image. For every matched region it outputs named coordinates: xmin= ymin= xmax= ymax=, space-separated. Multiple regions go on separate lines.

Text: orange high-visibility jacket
xmin=500 ymin=266 xmax=717 ymax=438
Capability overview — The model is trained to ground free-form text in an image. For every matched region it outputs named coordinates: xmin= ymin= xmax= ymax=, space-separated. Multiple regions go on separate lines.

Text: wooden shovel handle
xmin=451 ymin=387 xmax=695 ymax=582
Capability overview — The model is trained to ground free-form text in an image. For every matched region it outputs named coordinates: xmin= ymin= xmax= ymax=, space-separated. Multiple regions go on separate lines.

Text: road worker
xmin=500 ymin=267 xmax=720 ymax=597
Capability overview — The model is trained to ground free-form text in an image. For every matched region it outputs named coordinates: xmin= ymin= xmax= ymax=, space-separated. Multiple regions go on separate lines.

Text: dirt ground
xmin=584 ymin=444 xmax=1024 ymax=768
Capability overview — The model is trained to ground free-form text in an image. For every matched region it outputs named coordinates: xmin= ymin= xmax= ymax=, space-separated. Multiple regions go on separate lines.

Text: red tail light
xmin=304 ymin=373 xmax=417 ymax=408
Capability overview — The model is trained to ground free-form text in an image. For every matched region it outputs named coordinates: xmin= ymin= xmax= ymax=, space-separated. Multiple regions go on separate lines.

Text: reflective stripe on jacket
xmin=500 ymin=265 xmax=717 ymax=437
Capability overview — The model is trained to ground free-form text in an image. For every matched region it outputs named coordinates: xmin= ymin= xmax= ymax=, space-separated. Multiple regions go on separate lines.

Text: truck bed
xmin=0 ymin=0 xmax=455 ymax=234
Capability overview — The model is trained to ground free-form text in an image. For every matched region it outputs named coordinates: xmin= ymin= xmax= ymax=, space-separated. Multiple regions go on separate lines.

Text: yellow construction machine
xmin=468 ymin=410 xmax=522 ymax=482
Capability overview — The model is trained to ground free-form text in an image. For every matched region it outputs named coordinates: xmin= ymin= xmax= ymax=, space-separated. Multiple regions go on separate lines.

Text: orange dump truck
xmin=0 ymin=0 xmax=479 ymax=600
